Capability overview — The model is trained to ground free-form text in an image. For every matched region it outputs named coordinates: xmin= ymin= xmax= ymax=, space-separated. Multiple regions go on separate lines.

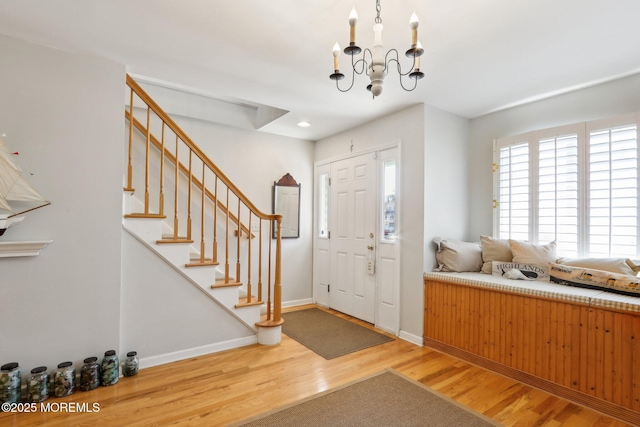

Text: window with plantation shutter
xmin=587 ymin=122 xmax=638 ymax=257
xmin=537 ymin=131 xmax=579 ymax=257
xmin=494 ymin=112 xmax=640 ymax=258
xmin=498 ymin=142 xmax=529 ymax=240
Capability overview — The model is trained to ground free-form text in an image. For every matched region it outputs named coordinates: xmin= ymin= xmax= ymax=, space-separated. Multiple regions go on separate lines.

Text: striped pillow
xmin=549 ymin=262 xmax=640 ymax=297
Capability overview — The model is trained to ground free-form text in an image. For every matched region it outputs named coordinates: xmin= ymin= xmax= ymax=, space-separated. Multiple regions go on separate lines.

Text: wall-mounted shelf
xmin=0 ymin=240 xmax=53 ymax=257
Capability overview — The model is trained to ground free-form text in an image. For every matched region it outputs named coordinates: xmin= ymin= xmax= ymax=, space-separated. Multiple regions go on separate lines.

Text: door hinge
xmin=328 ymin=284 xmax=330 ymax=292
xmin=328 ymin=231 xmax=331 ymax=239
xmin=329 ymin=177 xmax=331 ymax=185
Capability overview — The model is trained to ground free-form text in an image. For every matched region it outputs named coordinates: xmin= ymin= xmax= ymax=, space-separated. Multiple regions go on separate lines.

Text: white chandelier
xmin=330 ymin=0 xmax=424 ymax=98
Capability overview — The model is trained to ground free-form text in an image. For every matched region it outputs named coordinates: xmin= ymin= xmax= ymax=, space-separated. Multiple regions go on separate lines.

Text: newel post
xmin=273 ymin=216 xmax=283 ymax=322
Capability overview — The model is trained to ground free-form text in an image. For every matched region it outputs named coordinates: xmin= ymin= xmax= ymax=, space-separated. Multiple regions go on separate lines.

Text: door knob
xmin=367 ymin=245 xmax=374 ymax=250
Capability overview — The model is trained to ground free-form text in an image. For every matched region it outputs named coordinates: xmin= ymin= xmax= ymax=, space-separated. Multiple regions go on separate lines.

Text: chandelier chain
xmin=375 ymin=0 xmax=382 ymax=24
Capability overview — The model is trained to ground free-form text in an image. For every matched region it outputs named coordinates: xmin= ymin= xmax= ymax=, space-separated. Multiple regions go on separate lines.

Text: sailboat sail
xmin=0 ymin=137 xmax=50 ymax=218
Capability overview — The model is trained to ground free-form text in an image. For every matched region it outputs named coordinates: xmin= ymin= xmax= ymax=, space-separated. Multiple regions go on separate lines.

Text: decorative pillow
xmin=556 ymin=257 xmax=640 ymax=276
xmin=492 ymin=261 xmax=549 ymax=280
xmin=510 ymin=240 xmax=556 ymax=265
xmin=549 ymin=262 xmax=640 ymax=297
xmin=433 ymin=237 xmax=482 ymax=272
xmin=480 ymin=235 xmax=512 ymax=274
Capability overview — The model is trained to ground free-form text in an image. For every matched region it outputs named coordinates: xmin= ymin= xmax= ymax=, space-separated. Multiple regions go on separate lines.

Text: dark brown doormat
xmin=280 ymin=308 xmax=394 ymax=359
xmin=232 ymin=369 xmax=501 ymax=426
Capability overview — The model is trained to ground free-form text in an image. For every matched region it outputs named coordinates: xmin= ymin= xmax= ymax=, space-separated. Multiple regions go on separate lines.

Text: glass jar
xmin=79 ymin=357 xmax=100 ymax=392
xmin=27 ymin=366 xmax=49 ymax=402
xmin=122 ymin=351 xmax=139 ymax=377
xmin=53 ymin=361 xmax=75 ymax=397
xmin=0 ymin=362 xmax=21 ymax=405
xmin=100 ymin=350 xmax=119 ymax=386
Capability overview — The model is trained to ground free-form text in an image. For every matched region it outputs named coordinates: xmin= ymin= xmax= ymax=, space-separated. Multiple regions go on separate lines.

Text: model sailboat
xmin=0 ymin=137 xmax=50 ymax=236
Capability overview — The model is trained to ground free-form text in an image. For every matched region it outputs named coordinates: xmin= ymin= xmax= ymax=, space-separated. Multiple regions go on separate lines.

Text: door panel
xmin=329 ymin=153 xmax=376 ymax=323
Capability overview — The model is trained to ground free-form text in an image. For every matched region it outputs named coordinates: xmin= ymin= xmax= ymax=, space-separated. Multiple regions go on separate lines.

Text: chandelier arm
xmin=352 ymin=49 xmax=371 ymax=76
xmin=335 ymin=63 xmax=357 ymax=93
xmin=360 ymin=48 xmax=374 ymax=76
xmin=385 ymin=50 xmax=416 ymax=77
xmin=396 ymin=71 xmax=420 ymax=92
xmin=383 ymin=56 xmax=420 ymax=92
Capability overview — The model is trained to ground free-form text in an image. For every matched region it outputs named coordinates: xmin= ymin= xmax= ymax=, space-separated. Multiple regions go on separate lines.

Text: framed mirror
xmin=273 ymin=173 xmax=301 ymax=238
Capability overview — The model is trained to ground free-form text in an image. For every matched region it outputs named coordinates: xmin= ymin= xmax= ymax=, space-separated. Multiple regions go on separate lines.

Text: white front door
xmin=329 ymin=153 xmax=377 ymax=323
xmin=314 ymin=146 xmax=400 ymax=332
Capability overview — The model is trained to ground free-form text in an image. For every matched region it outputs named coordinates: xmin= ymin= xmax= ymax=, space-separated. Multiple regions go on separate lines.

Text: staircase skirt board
xmin=122 ymin=224 xmax=260 ymax=332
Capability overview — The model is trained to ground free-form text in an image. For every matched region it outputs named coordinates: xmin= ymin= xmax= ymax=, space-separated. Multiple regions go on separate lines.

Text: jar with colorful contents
xmin=122 ymin=351 xmax=139 ymax=377
xmin=79 ymin=357 xmax=100 ymax=391
xmin=53 ymin=361 xmax=75 ymax=397
xmin=100 ymin=350 xmax=119 ymax=386
xmin=0 ymin=362 xmax=22 ymax=405
xmin=27 ymin=366 xmax=49 ymax=403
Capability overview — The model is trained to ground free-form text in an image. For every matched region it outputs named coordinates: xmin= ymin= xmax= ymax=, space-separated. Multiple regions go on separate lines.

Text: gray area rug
xmin=281 ymin=308 xmax=394 ymax=359
xmin=233 ymin=369 xmax=501 ymax=427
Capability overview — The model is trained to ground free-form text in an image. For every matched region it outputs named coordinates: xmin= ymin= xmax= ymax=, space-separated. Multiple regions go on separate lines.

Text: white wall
xmin=423 ymin=104 xmax=471 ymax=265
xmin=0 ymin=36 xmax=125 ymax=372
xmin=170 ymin=116 xmax=315 ymax=304
xmin=468 ymin=73 xmax=640 ymax=239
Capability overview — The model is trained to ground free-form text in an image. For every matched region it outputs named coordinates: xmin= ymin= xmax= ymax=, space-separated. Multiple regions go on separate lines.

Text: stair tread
xmin=185 ymin=258 xmax=220 ymax=267
xmin=236 ymin=297 xmax=263 ymax=308
xmin=157 ymin=237 xmax=194 ymax=244
xmin=125 ymin=213 xmax=166 ymax=219
xmin=211 ymin=278 xmax=242 ymax=288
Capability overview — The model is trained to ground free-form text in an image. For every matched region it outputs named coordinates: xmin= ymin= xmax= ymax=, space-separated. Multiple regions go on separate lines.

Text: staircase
xmin=121 ymin=74 xmax=283 ymax=345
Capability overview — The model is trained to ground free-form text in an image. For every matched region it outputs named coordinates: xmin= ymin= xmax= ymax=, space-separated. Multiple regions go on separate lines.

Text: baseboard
xmin=282 ymin=298 xmax=313 ymax=308
xmin=139 ymin=335 xmax=258 ymax=369
xmin=398 ymin=330 xmax=423 ymax=346
xmin=259 ymin=298 xmax=314 ymax=315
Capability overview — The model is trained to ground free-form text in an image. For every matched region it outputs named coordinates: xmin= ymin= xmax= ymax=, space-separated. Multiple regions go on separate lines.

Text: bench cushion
xmin=423 ymin=271 xmax=640 ymax=313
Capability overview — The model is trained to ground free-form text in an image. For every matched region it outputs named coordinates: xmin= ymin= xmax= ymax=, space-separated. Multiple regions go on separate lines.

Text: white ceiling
xmin=1 ymin=0 xmax=639 ymax=141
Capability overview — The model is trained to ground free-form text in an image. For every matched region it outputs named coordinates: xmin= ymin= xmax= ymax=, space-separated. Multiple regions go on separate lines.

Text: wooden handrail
xmin=125 ymin=110 xmax=254 ymax=237
xmin=126 ymin=75 xmax=277 ymax=222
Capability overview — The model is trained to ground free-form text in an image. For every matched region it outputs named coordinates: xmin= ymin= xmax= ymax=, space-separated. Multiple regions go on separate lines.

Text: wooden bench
xmin=423 ymin=272 xmax=640 ymax=425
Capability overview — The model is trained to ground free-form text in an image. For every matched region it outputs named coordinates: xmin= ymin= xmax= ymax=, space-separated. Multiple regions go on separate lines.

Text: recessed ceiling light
xmin=297 ymin=121 xmax=311 ymax=128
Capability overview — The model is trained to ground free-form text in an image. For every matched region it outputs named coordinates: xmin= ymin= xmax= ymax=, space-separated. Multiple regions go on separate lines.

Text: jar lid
xmin=104 ymin=350 xmax=116 ymax=357
xmin=126 ymin=351 xmax=137 ymax=357
xmin=83 ymin=357 xmax=98 ymax=364
xmin=31 ymin=366 xmax=47 ymax=374
xmin=1 ymin=362 xmax=19 ymax=371
xmin=57 ymin=361 xmax=73 ymax=369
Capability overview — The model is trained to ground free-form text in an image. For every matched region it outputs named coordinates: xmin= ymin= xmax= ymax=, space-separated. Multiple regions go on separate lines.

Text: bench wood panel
xmin=423 ymin=276 xmax=640 ymax=425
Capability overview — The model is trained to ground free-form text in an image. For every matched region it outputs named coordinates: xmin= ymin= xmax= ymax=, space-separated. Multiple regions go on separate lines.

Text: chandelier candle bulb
xmin=349 ymin=7 xmax=358 ymax=43
xmin=409 ymin=12 xmax=419 ymax=46
xmin=333 ymin=43 xmax=340 ymax=71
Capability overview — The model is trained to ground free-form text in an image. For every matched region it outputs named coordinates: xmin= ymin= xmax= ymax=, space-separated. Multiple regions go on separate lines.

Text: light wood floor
xmin=0 ymin=305 xmax=632 ymax=426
